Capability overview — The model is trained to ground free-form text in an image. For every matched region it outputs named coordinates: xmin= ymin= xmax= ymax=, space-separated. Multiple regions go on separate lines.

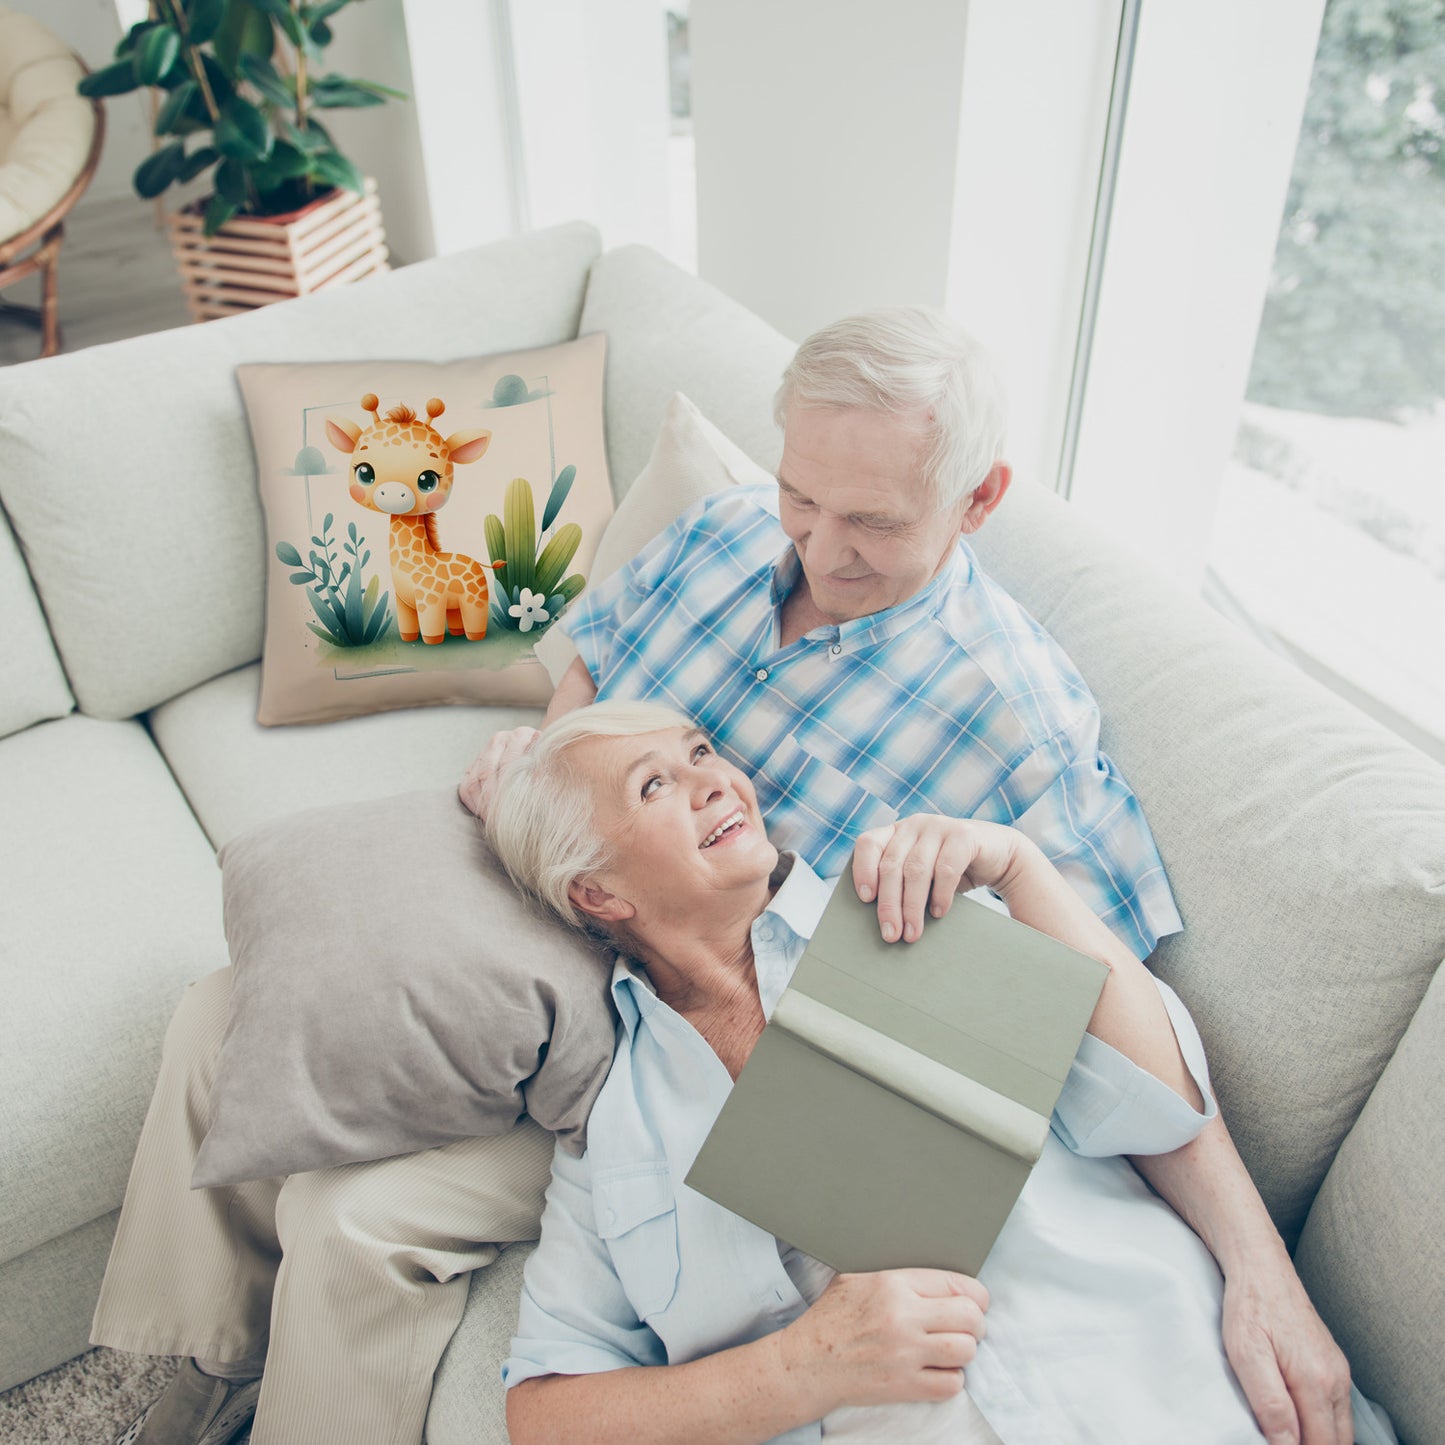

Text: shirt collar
xmin=609 ymin=852 xmax=835 ymax=1038
xmin=767 ymin=542 xmax=972 ymax=651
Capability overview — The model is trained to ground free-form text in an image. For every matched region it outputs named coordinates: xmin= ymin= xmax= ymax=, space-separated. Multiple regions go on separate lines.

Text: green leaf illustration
xmin=503 ymin=478 xmax=536 ymax=595
xmin=276 ymin=540 xmax=304 ymax=566
xmin=533 ymin=523 xmax=581 ymax=597
xmin=484 ymin=513 xmax=507 ymax=569
xmin=541 ymin=464 xmax=576 ymax=531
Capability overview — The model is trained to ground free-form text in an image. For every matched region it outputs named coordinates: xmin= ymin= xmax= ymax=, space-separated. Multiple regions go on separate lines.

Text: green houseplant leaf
xmin=154 ymin=79 xmax=198 ymax=135
xmin=309 ymin=149 xmax=363 ymax=194
xmin=134 ymin=24 xmax=181 ymax=85
xmin=216 ymin=95 xmax=273 ymax=160
xmin=185 ymin=0 xmax=227 ymax=48
xmin=203 ymin=192 xmax=238 ymax=235
xmin=134 ymin=142 xmax=185 ymax=199
xmin=238 ymin=53 xmax=295 ymax=108
xmin=79 ymin=60 xmax=142 ymax=98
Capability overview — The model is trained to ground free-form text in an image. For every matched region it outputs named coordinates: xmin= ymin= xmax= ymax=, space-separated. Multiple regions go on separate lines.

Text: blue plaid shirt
xmin=562 ymin=485 xmax=1181 ymax=959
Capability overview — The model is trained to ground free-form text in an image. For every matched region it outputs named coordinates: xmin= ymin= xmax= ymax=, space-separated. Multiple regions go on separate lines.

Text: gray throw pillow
xmin=192 ymin=788 xmax=617 ymax=1188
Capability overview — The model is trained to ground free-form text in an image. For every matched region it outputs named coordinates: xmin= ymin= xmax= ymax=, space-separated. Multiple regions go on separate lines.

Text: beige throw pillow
xmin=239 ymin=335 xmax=614 ymax=724
xmin=193 ymin=788 xmax=618 ymax=1188
xmin=534 ymin=391 xmax=772 ymax=685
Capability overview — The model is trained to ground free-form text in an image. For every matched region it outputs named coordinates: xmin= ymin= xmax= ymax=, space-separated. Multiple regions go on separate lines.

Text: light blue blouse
xmin=504 ymin=858 xmax=1271 ymax=1443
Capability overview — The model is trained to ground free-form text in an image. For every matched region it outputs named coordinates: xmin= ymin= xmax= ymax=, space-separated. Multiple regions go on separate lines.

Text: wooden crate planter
xmin=166 ymin=179 xmax=389 ymax=322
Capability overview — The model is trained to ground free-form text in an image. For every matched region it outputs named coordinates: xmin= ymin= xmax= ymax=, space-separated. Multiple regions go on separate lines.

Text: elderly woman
xmin=486 ymin=701 xmax=1317 ymax=1445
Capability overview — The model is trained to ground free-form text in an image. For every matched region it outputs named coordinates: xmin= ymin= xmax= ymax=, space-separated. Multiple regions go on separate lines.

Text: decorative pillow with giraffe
xmin=237 ymin=334 xmax=613 ymax=724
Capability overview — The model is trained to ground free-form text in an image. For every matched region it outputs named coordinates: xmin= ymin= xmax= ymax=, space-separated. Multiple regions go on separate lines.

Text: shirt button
xmin=755 ymin=668 xmax=769 ymax=681
xmin=830 ymin=644 xmax=842 ymax=656
xmin=756 ymin=924 xmax=773 ymax=943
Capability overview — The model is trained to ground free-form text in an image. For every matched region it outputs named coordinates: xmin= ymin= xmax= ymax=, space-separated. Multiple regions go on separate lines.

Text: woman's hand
xmin=852 ymin=815 xmax=1029 ymax=943
xmin=458 ymin=726 xmax=540 ymax=821
xmin=778 ymin=1269 xmax=989 ymax=1412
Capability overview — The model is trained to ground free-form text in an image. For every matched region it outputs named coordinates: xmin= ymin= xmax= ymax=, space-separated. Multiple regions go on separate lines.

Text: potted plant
xmin=79 ymin=0 xmax=404 ymax=319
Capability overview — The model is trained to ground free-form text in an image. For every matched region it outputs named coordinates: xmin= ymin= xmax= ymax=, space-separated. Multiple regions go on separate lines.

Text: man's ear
xmin=567 ymin=879 xmax=635 ymax=924
xmin=958 ymin=462 xmax=1012 ymax=536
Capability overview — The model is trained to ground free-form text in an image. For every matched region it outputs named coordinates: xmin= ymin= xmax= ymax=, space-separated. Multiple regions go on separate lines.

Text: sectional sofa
xmin=1 ymin=221 xmax=1441 ymax=1443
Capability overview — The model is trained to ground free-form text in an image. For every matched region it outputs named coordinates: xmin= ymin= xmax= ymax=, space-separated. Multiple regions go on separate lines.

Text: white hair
xmin=487 ymin=700 xmax=696 ymax=932
xmin=774 ymin=308 xmax=1008 ymax=509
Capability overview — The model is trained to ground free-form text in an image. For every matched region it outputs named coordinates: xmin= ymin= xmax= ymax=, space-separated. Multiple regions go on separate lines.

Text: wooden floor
xmin=0 ymin=194 xmax=193 ymax=366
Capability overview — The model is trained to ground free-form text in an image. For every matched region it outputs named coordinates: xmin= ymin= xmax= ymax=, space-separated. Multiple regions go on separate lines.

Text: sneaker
xmin=112 ymin=1358 xmax=262 ymax=1445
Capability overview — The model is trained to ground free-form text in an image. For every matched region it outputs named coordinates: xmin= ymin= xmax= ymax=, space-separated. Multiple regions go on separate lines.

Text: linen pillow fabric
xmin=193 ymin=788 xmax=617 ymax=1188
xmin=239 ymin=334 xmax=613 ymax=724
xmin=533 ymin=391 xmax=772 ymax=685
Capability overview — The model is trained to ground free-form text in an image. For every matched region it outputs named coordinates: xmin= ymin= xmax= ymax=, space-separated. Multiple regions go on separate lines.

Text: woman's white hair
xmin=487 ymin=700 xmax=696 ymax=932
xmin=774 ymin=307 xmax=1007 ymax=510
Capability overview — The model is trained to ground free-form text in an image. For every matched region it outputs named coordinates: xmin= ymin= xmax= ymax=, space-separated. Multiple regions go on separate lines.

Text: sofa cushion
xmin=0 ymin=221 xmax=602 ymax=722
xmin=238 ymin=336 xmax=613 ymax=724
xmin=195 ymin=790 xmax=615 ymax=1186
xmin=534 ymin=392 xmax=762 ymax=685
xmin=967 ymin=478 xmax=1445 ymax=1244
xmin=0 ymin=502 xmax=71 ymax=738
xmin=580 ymin=244 xmax=794 ymax=498
xmin=427 ymin=1241 xmax=535 ymax=1445
xmin=1295 ymin=958 xmax=1445 ymax=1445
xmin=147 ymin=663 xmax=538 ymax=850
xmin=0 ymin=715 xmax=227 ymax=1267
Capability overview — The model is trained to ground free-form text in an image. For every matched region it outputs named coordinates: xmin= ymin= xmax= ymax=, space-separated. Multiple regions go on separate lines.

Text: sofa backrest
xmin=969 ymin=477 xmax=1445 ymax=1244
xmin=0 ymin=221 xmax=603 ymax=721
xmin=581 ymin=244 xmax=795 ymax=495
xmin=0 ymin=499 xmax=73 ymax=738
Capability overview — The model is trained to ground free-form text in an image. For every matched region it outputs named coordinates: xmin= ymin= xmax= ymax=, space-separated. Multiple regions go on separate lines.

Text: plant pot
xmin=164 ymin=179 xmax=389 ymax=322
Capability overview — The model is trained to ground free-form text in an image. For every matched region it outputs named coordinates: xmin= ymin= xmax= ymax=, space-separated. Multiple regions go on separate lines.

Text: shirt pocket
xmin=758 ymin=731 xmax=898 ymax=862
xmin=593 ymin=1162 xmax=681 ymax=1321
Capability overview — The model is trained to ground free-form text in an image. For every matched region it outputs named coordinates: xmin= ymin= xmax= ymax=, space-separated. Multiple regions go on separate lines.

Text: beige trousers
xmin=91 ymin=969 xmax=555 ymax=1445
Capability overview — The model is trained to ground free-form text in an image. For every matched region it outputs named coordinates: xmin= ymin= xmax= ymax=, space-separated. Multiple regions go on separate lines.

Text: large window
xmin=1206 ymin=0 xmax=1445 ymax=757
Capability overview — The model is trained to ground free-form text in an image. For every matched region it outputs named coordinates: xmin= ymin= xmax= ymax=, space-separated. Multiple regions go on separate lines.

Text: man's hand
xmin=851 ymin=815 xmax=1026 ymax=943
xmin=1221 ymin=1261 xmax=1353 ymax=1445
xmin=458 ymin=726 xmax=540 ymax=822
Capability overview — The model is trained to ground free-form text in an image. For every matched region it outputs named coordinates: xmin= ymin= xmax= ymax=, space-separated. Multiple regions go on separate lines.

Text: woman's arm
xmin=509 ymin=1268 xmax=987 ymax=1445
xmin=851 ymin=815 xmax=1203 ymax=1108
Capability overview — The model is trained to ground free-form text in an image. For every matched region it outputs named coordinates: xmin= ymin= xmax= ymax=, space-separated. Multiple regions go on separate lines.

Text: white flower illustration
xmin=509 ymin=587 xmax=550 ymax=632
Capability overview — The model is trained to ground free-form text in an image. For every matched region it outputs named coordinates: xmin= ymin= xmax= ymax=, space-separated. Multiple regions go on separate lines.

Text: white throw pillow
xmin=533 ymin=392 xmax=775 ymax=684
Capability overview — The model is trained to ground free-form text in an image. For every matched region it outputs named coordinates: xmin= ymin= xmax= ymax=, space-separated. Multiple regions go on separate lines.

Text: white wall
xmin=689 ymin=0 xmax=973 ymax=342
xmin=509 ymin=0 xmax=671 ymax=251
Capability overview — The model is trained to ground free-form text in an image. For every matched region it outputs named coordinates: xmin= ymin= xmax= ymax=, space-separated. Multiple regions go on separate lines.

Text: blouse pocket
xmin=593 ymin=1162 xmax=681 ymax=1321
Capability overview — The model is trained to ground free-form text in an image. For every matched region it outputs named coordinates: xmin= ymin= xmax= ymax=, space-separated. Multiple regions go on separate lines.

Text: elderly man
xmin=462 ymin=308 xmax=1353 ymax=1445
xmin=95 ymin=311 xmax=1350 ymax=1445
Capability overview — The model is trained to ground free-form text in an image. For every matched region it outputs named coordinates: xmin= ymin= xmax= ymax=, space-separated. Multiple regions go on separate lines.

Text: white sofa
xmin=1 ymin=222 xmax=1441 ymax=1444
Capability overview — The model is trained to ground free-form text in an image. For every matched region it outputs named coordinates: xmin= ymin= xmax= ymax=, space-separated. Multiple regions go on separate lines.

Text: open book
xmin=684 ymin=883 xmax=1109 ymax=1275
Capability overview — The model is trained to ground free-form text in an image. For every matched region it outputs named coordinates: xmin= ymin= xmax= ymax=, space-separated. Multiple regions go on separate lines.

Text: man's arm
xmin=459 ymin=657 xmax=598 ymax=820
xmin=1131 ymin=1120 xmax=1353 ymax=1445
xmin=546 ymin=654 xmax=600 ymax=723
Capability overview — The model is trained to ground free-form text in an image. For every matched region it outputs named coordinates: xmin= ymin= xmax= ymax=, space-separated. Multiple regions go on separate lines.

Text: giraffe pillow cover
xmin=238 ymin=335 xmax=613 ymax=725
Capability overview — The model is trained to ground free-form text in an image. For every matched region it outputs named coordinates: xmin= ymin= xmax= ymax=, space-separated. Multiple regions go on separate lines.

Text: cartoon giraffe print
xmin=326 ymin=394 xmax=504 ymax=644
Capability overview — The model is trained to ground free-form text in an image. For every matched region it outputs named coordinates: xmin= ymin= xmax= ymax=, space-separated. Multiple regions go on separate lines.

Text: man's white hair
xmin=488 ymin=700 xmax=696 ymax=931
xmin=774 ymin=307 xmax=1008 ymax=510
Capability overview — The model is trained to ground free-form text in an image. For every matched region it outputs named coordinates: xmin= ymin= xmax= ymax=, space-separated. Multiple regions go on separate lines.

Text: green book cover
xmin=684 ymin=886 xmax=1109 ymax=1276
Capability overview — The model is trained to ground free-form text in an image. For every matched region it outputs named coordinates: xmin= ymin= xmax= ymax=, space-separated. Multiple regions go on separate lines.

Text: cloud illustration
xmin=482 ymin=373 xmax=553 ymax=407
xmin=288 ymin=445 xmax=334 ymax=476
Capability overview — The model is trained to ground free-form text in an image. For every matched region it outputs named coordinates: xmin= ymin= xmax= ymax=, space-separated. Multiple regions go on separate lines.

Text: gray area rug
xmin=0 ymin=1350 xmax=236 ymax=1445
